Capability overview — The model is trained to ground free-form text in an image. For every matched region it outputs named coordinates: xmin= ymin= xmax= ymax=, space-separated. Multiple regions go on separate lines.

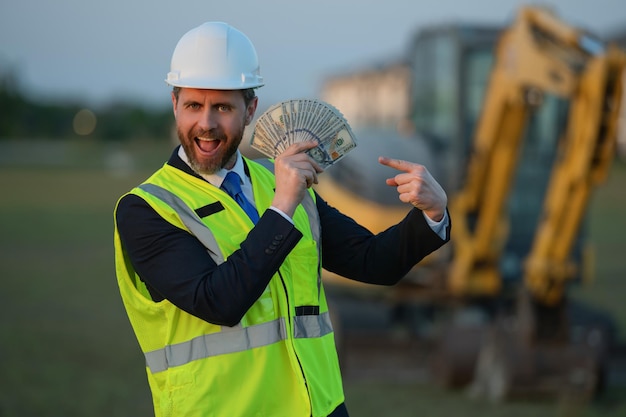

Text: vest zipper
xmin=277 ymin=269 xmax=313 ymax=414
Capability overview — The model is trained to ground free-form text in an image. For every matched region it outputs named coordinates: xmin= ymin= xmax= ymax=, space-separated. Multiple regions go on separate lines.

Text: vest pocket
xmin=295 ymin=305 xmax=320 ymax=316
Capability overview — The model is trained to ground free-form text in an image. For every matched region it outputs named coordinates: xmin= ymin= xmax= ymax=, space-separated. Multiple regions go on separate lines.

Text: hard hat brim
xmin=165 ymin=73 xmax=264 ymax=90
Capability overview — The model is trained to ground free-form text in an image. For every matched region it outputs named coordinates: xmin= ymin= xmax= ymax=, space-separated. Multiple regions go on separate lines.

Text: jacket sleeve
xmin=115 ymin=193 xmax=302 ymax=326
xmin=316 ymin=191 xmax=450 ymax=285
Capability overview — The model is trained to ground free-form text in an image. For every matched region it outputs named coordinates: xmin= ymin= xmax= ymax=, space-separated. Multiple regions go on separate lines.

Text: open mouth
xmin=195 ymin=137 xmax=221 ymax=155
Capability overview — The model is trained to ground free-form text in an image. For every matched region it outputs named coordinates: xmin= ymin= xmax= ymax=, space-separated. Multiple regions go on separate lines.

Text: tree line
xmin=0 ymin=70 xmax=173 ymax=141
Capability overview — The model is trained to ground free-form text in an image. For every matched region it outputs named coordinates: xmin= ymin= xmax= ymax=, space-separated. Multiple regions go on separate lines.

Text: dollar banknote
xmin=250 ymin=99 xmax=357 ymax=169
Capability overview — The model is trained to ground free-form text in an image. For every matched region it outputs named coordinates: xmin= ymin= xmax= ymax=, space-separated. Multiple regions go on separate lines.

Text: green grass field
xmin=1 ymin=139 xmax=625 ymax=416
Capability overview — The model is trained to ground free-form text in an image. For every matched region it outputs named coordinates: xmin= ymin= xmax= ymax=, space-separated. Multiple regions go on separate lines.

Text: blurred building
xmin=322 ymin=26 xmax=626 ymax=162
xmin=319 ymin=60 xmax=412 ymax=133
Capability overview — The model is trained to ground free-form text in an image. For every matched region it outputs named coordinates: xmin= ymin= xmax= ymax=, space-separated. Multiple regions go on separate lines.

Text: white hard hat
xmin=166 ymin=22 xmax=264 ymax=90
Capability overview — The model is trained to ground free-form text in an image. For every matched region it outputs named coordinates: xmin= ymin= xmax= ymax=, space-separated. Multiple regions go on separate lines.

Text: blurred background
xmin=1 ymin=1 xmax=626 ymax=416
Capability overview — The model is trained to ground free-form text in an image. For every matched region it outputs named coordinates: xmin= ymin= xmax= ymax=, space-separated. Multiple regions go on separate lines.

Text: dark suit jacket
xmin=115 ymin=147 xmax=449 ymax=327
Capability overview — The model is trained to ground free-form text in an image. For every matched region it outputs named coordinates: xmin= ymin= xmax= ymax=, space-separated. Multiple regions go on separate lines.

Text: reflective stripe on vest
xmin=138 ymin=182 xmax=225 ymax=265
xmin=145 ymin=312 xmax=333 ymax=373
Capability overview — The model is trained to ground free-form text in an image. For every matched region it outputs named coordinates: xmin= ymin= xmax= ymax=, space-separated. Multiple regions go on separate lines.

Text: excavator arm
xmin=524 ymin=46 xmax=626 ymax=305
xmin=448 ymin=6 xmax=625 ymax=302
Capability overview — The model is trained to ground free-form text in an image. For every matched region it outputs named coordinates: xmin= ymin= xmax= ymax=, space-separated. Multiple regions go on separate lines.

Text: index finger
xmin=378 ymin=156 xmax=414 ymax=173
xmin=277 ymin=141 xmax=324 ymax=173
xmin=281 ymin=141 xmax=319 ymax=157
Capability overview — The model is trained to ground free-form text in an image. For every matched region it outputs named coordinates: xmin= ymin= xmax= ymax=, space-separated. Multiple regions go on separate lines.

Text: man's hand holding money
xmin=272 ymin=141 xmax=324 ymax=218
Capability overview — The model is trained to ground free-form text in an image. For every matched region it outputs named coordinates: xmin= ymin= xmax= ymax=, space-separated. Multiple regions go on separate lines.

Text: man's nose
xmin=197 ymin=109 xmax=218 ymax=130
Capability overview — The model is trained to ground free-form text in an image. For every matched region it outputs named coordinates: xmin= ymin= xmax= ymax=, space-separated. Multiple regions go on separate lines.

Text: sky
xmin=1 ymin=0 xmax=625 ymax=110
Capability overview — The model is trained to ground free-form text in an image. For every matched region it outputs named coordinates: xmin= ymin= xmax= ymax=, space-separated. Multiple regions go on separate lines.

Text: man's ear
xmin=171 ymin=92 xmax=178 ymax=118
xmin=245 ymin=96 xmax=258 ymax=126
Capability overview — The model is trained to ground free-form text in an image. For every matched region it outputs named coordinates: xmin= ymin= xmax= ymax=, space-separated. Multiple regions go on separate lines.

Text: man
xmin=114 ymin=21 xmax=450 ymax=417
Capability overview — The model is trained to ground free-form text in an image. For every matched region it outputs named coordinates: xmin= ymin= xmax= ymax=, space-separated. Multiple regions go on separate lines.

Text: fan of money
xmin=250 ymin=99 xmax=358 ymax=168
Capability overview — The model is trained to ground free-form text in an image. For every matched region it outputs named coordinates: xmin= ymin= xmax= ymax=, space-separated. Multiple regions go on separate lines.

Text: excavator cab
xmin=410 ymin=24 xmax=500 ymax=193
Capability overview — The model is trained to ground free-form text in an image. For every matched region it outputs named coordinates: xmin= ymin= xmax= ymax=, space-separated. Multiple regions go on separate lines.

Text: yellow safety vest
xmin=114 ymin=157 xmax=344 ymax=417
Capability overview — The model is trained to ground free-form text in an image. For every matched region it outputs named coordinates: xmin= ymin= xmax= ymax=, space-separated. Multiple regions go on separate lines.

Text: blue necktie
xmin=221 ymin=171 xmax=259 ymax=223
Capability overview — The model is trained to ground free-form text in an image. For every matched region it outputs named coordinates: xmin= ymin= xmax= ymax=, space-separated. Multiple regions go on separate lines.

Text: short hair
xmin=172 ymin=87 xmax=257 ymax=106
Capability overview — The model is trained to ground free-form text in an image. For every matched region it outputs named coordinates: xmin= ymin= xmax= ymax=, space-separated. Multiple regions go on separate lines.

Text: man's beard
xmin=178 ymin=127 xmax=243 ymax=175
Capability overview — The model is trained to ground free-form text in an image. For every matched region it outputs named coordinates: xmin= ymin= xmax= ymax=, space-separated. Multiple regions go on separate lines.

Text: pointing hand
xmin=379 ymin=156 xmax=447 ymax=221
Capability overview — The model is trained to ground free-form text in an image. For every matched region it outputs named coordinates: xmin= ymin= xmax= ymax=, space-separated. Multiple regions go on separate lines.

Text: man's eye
xmin=183 ymin=102 xmax=201 ymax=110
xmin=218 ymin=105 xmax=231 ymax=112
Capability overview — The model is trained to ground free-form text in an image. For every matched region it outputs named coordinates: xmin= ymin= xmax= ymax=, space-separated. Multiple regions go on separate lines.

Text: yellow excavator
xmin=315 ymin=6 xmax=626 ymax=401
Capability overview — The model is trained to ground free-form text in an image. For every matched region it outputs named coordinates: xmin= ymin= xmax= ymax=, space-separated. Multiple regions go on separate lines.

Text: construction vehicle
xmin=316 ymin=6 xmax=626 ymax=401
